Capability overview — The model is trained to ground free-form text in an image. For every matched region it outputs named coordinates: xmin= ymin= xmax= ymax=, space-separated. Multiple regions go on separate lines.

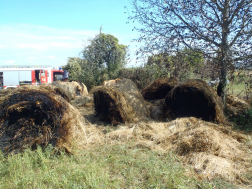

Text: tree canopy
xmin=83 ymin=33 xmax=128 ymax=77
xmin=127 ymin=0 xmax=252 ymax=103
xmin=63 ymin=33 xmax=128 ymax=89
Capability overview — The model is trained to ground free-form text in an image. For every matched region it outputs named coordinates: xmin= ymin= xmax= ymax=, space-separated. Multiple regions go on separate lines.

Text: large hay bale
xmin=0 ymin=87 xmax=88 ymax=154
xmin=93 ymin=78 xmax=150 ymax=125
xmin=141 ymin=77 xmax=178 ymax=100
xmin=20 ymin=84 xmax=71 ymax=102
xmin=163 ymin=79 xmax=225 ymax=123
xmin=50 ymin=81 xmax=88 ymax=100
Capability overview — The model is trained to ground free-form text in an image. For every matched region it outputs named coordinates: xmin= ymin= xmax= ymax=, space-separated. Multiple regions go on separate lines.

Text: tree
xmin=146 ymin=48 xmax=204 ymax=80
xmin=127 ymin=0 xmax=252 ymax=104
xmin=82 ymin=32 xmax=128 ymax=78
xmin=62 ymin=57 xmax=108 ymax=89
xmin=62 ymin=57 xmax=83 ymax=81
xmin=62 ymin=33 xmax=128 ymax=89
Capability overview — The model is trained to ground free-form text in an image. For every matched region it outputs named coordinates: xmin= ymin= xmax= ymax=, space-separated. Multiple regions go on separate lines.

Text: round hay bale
xmin=163 ymin=79 xmax=225 ymax=123
xmin=0 ymin=87 xmax=87 ymax=155
xmin=21 ymin=84 xmax=71 ymax=102
xmin=141 ymin=77 xmax=178 ymax=100
xmin=93 ymin=78 xmax=150 ymax=125
xmin=50 ymin=81 xmax=88 ymax=100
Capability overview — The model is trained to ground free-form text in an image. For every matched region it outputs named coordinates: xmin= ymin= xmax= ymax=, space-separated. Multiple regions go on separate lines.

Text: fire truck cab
xmin=0 ymin=65 xmax=64 ymax=90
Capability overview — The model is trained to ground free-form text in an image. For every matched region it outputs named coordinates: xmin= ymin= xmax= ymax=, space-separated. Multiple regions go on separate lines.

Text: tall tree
xmin=83 ymin=32 xmax=128 ymax=77
xmin=127 ymin=0 xmax=252 ymax=104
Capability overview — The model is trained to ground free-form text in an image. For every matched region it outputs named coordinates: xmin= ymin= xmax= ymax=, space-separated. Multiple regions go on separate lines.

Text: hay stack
xmin=93 ymin=78 xmax=150 ymax=125
xmin=50 ymin=81 xmax=88 ymax=100
xmin=131 ymin=117 xmax=251 ymax=183
xmin=163 ymin=79 xmax=225 ymax=123
xmin=226 ymin=95 xmax=250 ymax=116
xmin=21 ymin=84 xmax=71 ymax=102
xmin=141 ymin=77 xmax=178 ymax=100
xmin=71 ymin=95 xmax=94 ymax=107
xmin=0 ymin=87 xmax=88 ymax=154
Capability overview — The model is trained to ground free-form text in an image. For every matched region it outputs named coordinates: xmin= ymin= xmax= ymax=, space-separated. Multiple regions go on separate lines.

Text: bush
xmin=231 ymin=107 xmax=252 ymax=132
xmin=117 ymin=67 xmax=156 ymax=89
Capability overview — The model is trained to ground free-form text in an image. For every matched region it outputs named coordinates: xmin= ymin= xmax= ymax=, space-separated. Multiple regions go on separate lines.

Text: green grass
xmin=0 ymin=144 xmax=236 ymax=189
xmin=227 ymin=82 xmax=247 ymax=96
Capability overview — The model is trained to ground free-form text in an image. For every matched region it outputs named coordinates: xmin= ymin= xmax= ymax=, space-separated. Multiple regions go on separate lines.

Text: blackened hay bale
xmin=0 ymin=87 xmax=87 ymax=154
xmin=149 ymin=99 xmax=165 ymax=121
xmin=93 ymin=78 xmax=150 ymax=125
xmin=164 ymin=79 xmax=225 ymax=123
xmin=141 ymin=77 xmax=178 ymax=100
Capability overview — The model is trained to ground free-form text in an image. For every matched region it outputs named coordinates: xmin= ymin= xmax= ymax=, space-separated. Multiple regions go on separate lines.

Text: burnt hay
xmin=141 ymin=77 xmax=178 ymax=100
xmin=93 ymin=78 xmax=150 ymax=125
xmin=0 ymin=87 xmax=86 ymax=154
xmin=163 ymin=79 xmax=226 ymax=123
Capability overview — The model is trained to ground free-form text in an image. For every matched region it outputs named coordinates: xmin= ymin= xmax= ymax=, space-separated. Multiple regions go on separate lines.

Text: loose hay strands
xmin=79 ymin=116 xmax=250 ymax=183
xmin=164 ymin=79 xmax=226 ymax=123
xmin=226 ymin=95 xmax=251 ymax=116
xmin=71 ymin=95 xmax=94 ymax=107
xmin=0 ymin=87 xmax=89 ymax=154
xmin=93 ymin=79 xmax=150 ymax=125
xmin=130 ymin=117 xmax=251 ymax=184
xmin=141 ymin=77 xmax=178 ymax=100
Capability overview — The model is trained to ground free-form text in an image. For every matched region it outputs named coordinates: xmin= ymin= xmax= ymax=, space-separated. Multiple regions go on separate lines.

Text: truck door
xmin=34 ymin=69 xmax=46 ymax=84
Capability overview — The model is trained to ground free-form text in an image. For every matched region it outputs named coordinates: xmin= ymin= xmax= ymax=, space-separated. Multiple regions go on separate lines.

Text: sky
xmin=0 ymin=0 xmax=143 ymax=68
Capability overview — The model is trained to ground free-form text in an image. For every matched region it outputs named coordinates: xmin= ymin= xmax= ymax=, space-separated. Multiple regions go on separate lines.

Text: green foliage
xmin=146 ymin=48 xmax=204 ymax=82
xmin=83 ymin=33 xmax=127 ymax=78
xmin=231 ymin=107 xmax=252 ymax=132
xmin=62 ymin=57 xmax=83 ymax=81
xmin=117 ymin=67 xmax=156 ymax=89
xmin=0 ymin=144 xmax=230 ymax=188
xmin=62 ymin=33 xmax=127 ymax=89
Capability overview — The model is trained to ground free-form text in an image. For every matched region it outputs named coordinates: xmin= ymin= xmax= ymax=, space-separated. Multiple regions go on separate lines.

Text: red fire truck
xmin=0 ymin=65 xmax=64 ymax=89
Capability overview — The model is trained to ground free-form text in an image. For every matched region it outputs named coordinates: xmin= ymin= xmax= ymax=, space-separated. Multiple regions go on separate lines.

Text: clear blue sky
xmin=0 ymin=0 xmax=142 ymax=67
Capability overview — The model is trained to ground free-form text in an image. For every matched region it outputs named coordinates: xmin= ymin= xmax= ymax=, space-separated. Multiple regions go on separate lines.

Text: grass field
xmin=0 ymin=144 xmax=238 ymax=189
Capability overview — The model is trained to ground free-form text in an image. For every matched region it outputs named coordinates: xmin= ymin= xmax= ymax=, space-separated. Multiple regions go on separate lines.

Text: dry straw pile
xmin=0 ymin=87 xmax=89 ymax=154
xmin=164 ymin=79 xmax=226 ymax=123
xmin=96 ymin=117 xmax=251 ymax=184
xmin=93 ymin=78 xmax=150 ymax=125
xmin=63 ymin=114 xmax=251 ymax=184
xmin=141 ymin=77 xmax=178 ymax=100
xmin=226 ymin=94 xmax=251 ymax=116
xmin=50 ymin=81 xmax=88 ymax=100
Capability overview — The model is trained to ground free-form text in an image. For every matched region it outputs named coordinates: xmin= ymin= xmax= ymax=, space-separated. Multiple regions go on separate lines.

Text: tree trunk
xmin=217 ymin=0 xmax=229 ymax=106
xmin=217 ymin=63 xmax=228 ymax=105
